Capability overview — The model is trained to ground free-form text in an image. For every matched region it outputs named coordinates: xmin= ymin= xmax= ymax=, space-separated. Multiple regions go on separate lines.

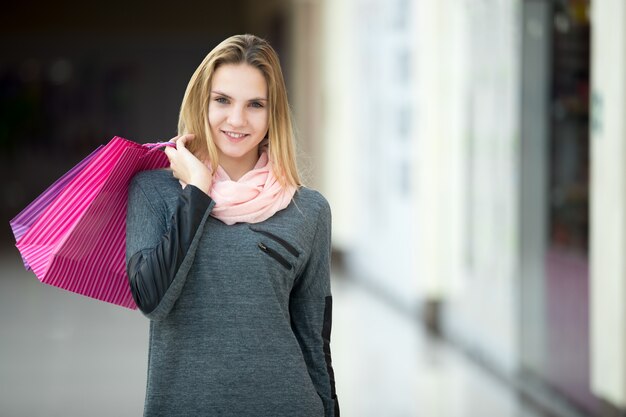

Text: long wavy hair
xmin=177 ymin=34 xmax=301 ymax=187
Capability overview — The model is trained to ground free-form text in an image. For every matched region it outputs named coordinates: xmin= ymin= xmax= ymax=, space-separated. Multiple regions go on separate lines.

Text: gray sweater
xmin=125 ymin=169 xmax=338 ymax=417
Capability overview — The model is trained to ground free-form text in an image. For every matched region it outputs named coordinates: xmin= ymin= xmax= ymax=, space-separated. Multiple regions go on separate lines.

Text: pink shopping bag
xmin=15 ymin=137 xmax=174 ymax=309
xmin=10 ymin=145 xmax=103 ymax=269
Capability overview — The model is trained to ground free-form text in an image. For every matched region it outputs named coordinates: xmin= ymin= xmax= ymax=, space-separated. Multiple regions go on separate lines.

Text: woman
xmin=125 ymin=34 xmax=339 ymax=417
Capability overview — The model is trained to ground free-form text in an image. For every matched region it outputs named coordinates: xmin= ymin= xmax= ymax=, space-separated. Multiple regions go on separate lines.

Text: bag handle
xmin=143 ymin=142 xmax=176 ymax=153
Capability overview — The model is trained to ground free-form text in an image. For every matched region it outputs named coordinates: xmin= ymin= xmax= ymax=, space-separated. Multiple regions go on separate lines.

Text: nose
xmin=227 ymin=105 xmax=246 ymax=127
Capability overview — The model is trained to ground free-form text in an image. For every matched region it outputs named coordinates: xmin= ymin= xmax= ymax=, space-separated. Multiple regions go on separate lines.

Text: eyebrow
xmin=211 ymin=90 xmax=268 ymax=102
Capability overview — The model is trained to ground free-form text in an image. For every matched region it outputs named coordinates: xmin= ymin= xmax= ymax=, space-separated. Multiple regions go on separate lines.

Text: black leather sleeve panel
xmin=323 ymin=295 xmax=340 ymax=416
xmin=127 ymin=185 xmax=212 ymax=314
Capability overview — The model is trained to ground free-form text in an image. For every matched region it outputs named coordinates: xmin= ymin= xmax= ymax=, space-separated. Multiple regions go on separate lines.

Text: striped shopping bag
xmin=10 ymin=145 xmax=103 ymax=268
xmin=14 ymin=137 xmax=174 ymax=309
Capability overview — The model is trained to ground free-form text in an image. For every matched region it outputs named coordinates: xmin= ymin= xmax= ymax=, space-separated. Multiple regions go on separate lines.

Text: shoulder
xmin=130 ymin=169 xmax=179 ymax=198
xmin=128 ymin=169 xmax=182 ymax=217
xmin=292 ymin=187 xmax=331 ymax=258
xmin=294 ymin=186 xmax=331 ymax=216
xmin=131 ymin=168 xmax=176 ymax=187
xmin=293 ymin=186 xmax=332 ymax=229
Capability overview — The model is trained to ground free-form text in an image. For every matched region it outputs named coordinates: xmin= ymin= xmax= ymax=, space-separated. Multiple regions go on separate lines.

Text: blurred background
xmin=1 ymin=0 xmax=625 ymax=416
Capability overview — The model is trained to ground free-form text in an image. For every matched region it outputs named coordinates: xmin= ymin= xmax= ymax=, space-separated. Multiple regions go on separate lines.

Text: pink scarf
xmin=206 ymin=151 xmax=296 ymax=225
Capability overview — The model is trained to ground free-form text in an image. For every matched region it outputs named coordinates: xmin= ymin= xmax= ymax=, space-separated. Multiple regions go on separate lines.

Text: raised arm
xmin=125 ymin=177 xmax=214 ymax=320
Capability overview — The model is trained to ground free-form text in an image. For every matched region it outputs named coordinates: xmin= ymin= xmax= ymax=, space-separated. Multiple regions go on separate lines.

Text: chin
xmin=219 ymin=147 xmax=257 ymax=160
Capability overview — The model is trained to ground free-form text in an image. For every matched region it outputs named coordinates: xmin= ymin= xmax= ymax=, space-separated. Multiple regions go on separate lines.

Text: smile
xmin=222 ymin=130 xmax=249 ymax=139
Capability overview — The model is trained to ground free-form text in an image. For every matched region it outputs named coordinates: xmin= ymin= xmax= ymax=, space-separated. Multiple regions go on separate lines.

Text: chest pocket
xmin=249 ymin=226 xmax=301 ymax=318
xmin=249 ymin=226 xmax=301 ymax=272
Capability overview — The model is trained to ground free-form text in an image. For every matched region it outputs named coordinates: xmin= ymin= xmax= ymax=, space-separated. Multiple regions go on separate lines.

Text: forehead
xmin=211 ymin=63 xmax=267 ymax=98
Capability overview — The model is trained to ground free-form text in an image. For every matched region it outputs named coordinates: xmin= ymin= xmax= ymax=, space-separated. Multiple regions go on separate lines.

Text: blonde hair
xmin=178 ymin=34 xmax=301 ymax=187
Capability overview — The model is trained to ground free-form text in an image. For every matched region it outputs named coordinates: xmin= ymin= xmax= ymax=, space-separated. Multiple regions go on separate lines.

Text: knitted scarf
xmin=207 ymin=151 xmax=296 ymax=225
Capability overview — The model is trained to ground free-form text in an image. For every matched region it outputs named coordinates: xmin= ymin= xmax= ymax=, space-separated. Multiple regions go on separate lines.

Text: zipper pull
xmin=258 ymin=242 xmax=268 ymax=251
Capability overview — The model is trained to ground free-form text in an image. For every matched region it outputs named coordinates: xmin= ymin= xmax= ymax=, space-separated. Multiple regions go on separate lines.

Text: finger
xmin=169 ymin=135 xmax=181 ymax=143
xmin=178 ymin=133 xmax=195 ymax=146
xmin=177 ymin=138 xmax=192 ymax=153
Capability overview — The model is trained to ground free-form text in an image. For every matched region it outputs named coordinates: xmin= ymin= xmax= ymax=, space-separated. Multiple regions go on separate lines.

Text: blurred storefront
xmin=520 ymin=0 xmax=598 ymax=413
xmin=521 ymin=1 xmax=626 ymax=415
xmin=315 ymin=0 xmax=626 ymax=416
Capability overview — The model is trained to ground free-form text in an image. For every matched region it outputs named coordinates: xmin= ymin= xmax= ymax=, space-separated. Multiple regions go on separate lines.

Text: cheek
xmin=252 ymin=112 xmax=269 ymax=132
xmin=208 ymin=107 xmax=224 ymax=127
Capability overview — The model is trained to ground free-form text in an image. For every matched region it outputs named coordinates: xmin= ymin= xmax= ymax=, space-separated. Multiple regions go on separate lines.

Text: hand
xmin=164 ymin=134 xmax=213 ymax=195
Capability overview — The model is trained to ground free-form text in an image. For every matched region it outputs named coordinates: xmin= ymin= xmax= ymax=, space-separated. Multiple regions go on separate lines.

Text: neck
xmin=218 ymin=152 xmax=260 ymax=181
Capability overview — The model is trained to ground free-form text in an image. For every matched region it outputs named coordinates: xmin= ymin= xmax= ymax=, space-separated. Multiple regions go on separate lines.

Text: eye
xmin=250 ymin=101 xmax=264 ymax=109
xmin=215 ymin=97 xmax=229 ymax=104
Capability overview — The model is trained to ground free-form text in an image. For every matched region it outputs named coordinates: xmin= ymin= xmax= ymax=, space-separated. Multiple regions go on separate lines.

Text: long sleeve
xmin=125 ymin=176 xmax=214 ymax=321
xmin=289 ymin=200 xmax=339 ymax=417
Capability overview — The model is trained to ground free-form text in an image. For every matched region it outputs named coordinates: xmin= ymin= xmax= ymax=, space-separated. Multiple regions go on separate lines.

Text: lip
xmin=221 ymin=130 xmax=249 ymax=143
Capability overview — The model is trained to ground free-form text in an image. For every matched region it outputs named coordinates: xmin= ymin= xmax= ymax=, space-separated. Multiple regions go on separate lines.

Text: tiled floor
xmin=331 ymin=275 xmax=550 ymax=417
xmin=0 ymin=251 xmax=148 ymax=417
xmin=0 ymin=251 xmax=549 ymax=417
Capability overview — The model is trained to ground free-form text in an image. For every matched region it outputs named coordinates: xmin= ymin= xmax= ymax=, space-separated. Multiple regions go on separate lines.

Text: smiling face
xmin=208 ymin=63 xmax=269 ymax=179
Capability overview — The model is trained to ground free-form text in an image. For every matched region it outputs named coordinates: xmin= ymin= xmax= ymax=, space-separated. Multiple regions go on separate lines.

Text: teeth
xmin=225 ymin=131 xmax=246 ymax=138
